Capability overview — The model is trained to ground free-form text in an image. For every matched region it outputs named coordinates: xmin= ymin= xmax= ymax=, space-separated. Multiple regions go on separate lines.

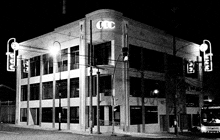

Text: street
xmin=0 ymin=124 xmax=220 ymax=140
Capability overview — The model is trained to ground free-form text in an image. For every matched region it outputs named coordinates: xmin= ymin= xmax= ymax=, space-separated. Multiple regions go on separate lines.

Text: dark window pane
xmin=30 ymin=83 xmax=39 ymax=100
xmin=20 ymin=108 xmax=27 ymax=122
xmin=129 ymin=45 xmax=164 ymax=72
xmin=130 ymin=106 xmax=158 ymax=125
xmin=42 ymin=82 xmax=53 ymax=99
xmin=57 ymin=49 xmax=68 ymax=72
xmin=130 ymin=77 xmax=165 ymax=98
xmin=30 ymin=56 xmax=40 ymax=77
xmin=70 ymin=46 xmax=79 ymax=70
xmin=56 ymin=80 xmax=67 ymax=98
xmin=70 ymin=107 xmax=79 ymax=123
xmin=43 ymin=54 xmax=53 ymax=75
xmin=70 ymin=78 xmax=79 ymax=98
xmin=21 ymin=85 xmax=27 ymax=101
xmin=55 ymin=107 xmax=67 ymax=123
xmin=42 ymin=108 xmax=52 ymax=122
xmin=93 ymin=42 xmax=111 ymax=66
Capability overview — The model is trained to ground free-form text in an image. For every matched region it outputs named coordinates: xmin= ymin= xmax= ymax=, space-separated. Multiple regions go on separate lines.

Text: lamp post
xmin=6 ymin=38 xmax=19 ymax=124
xmin=96 ymin=68 xmax=101 ymax=134
xmin=52 ymin=41 xmax=62 ymax=131
xmin=111 ymin=53 xmax=122 ymax=136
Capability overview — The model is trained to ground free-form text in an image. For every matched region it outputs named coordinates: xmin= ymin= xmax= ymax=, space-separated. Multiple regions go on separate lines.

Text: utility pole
xmin=141 ymin=47 xmax=145 ymax=133
xmin=173 ymin=33 xmax=178 ymax=135
xmin=89 ymin=20 xmax=93 ymax=134
xmin=96 ymin=69 xmax=101 ymax=134
xmin=171 ymin=6 xmax=178 ymax=135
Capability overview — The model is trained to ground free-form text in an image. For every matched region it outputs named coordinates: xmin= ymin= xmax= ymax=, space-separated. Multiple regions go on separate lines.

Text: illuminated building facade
xmin=15 ymin=9 xmax=203 ymax=133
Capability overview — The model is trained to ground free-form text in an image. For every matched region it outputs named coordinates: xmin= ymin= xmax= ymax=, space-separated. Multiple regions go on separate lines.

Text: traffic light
xmin=113 ymin=105 xmax=120 ymax=112
xmin=122 ymin=47 xmax=128 ymax=61
xmin=23 ymin=59 xmax=29 ymax=73
xmin=6 ymin=52 xmax=15 ymax=72
xmin=187 ymin=60 xmax=195 ymax=74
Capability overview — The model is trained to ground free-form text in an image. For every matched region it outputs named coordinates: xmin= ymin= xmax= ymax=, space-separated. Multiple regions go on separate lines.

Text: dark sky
xmin=2 ymin=1 xmax=220 ymax=94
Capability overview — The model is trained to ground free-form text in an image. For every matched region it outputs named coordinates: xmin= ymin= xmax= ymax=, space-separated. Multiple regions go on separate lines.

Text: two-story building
xmin=15 ymin=9 xmax=203 ymax=133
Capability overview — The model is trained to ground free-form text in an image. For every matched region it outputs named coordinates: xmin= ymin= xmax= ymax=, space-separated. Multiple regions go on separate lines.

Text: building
xmin=15 ymin=9 xmax=203 ymax=133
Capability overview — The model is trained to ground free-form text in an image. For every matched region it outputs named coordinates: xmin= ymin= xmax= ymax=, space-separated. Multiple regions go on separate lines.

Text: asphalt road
xmin=0 ymin=124 xmax=220 ymax=140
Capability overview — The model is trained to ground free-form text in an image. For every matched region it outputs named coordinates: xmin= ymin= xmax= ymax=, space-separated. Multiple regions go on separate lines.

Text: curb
xmin=3 ymin=124 xmax=189 ymax=139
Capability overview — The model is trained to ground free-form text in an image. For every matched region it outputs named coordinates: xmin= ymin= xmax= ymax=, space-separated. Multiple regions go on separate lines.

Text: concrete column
xmin=67 ymin=47 xmax=71 ymax=130
xmin=104 ymin=106 xmax=110 ymax=125
xmin=27 ymin=59 xmax=30 ymax=125
xmin=15 ymin=55 xmax=22 ymax=125
xmin=52 ymin=54 xmax=57 ymax=128
xmin=39 ymin=55 xmax=43 ymax=126
xmin=79 ymin=20 xmax=88 ymax=131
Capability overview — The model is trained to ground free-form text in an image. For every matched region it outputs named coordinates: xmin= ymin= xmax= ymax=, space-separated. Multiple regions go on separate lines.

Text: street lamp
xmin=51 ymin=41 xmax=62 ymax=130
xmin=6 ymin=38 xmax=19 ymax=72
xmin=199 ymin=39 xmax=213 ymax=72
xmin=111 ymin=53 xmax=123 ymax=136
xmin=110 ymin=48 xmax=129 ymax=135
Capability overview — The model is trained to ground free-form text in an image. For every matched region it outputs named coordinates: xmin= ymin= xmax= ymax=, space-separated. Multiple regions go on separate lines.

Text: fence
xmin=0 ymin=101 xmax=15 ymax=123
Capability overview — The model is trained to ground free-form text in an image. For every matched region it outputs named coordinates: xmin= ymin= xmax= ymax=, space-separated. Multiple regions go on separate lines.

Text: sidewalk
xmin=6 ymin=124 xmax=189 ymax=139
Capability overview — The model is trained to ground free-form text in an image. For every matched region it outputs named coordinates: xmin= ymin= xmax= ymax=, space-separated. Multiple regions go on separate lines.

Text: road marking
xmin=0 ymin=131 xmax=20 ymax=135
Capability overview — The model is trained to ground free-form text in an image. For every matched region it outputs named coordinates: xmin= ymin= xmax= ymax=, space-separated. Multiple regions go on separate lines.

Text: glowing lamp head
xmin=50 ymin=41 xmax=61 ymax=56
xmin=49 ymin=47 xmax=60 ymax=56
xmin=153 ymin=89 xmax=159 ymax=95
xmin=11 ymin=42 xmax=20 ymax=50
xmin=200 ymin=43 xmax=208 ymax=52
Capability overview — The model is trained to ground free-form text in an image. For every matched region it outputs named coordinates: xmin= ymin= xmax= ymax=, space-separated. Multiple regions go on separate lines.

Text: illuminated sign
xmin=204 ymin=54 xmax=213 ymax=72
xmin=6 ymin=52 xmax=15 ymax=71
xmin=96 ymin=20 xmax=115 ymax=29
xmin=187 ymin=60 xmax=195 ymax=74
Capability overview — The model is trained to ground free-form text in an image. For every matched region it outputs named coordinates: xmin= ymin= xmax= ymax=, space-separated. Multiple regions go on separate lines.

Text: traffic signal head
xmin=23 ymin=59 xmax=29 ymax=73
xmin=187 ymin=60 xmax=195 ymax=74
xmin=122 ymin=47 xmax=128 ymax=61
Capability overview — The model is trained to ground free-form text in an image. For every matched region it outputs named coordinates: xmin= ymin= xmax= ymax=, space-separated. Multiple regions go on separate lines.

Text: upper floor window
xmin=21 ymin=85 xmax=27 ymax=101
xmin=56 ymin=79 xmax=67 ymax=98
xmin=99 ymin=75 xmax=112 ymax=96
xmin=70 ymin=46 xmax=79 ymax=70
xmin=30 ymin=83 xmax=39 ymax=100
xmin=129 ymin=45 xmax=164 ymax=72
xmin=30 ymin=56 xmax=40 ymax=77
xmin=57 ymin=49 xmax=68 ymax=72
xmin=42 ymin=81 xmax=53 ymax=99
xmin=43 ymin=54 xmax=53 ymax=75
xmin=70 ymin=78 xmax=79 ymax=98
xmin=93 ymin=41 xmax=111 ymax=66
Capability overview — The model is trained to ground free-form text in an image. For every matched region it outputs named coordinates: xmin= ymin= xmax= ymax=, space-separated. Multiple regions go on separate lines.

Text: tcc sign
xmin=96 ymin=20 xmax=115 ymax=30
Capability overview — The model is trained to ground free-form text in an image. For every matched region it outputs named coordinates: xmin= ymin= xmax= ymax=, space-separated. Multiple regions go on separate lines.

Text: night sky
xmin=2 ymin=1 xmax=220 ymax=98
